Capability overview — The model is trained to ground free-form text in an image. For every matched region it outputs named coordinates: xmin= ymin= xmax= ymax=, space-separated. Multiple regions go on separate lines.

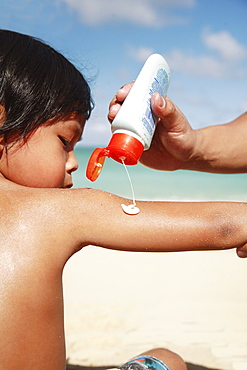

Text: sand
xmin=63 ymin=246 xmax=247 ymax=370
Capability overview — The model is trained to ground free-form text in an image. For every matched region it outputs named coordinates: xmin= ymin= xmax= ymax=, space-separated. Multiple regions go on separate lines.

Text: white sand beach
xmin=63 ymin=245 xmax=247 ymax=370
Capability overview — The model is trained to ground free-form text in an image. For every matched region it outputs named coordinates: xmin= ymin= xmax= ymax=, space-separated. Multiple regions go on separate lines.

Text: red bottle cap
xmin=86 ymin=133 xmax=144 ymax=181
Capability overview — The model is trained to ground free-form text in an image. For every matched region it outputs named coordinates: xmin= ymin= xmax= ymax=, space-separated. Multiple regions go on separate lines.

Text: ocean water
xmin=74 ymin=146 xmax=247 ymax=202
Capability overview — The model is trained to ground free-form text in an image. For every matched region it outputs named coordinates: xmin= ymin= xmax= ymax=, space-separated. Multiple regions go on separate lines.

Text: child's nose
xmin=66 ymin=151 xmax=79 ymax=173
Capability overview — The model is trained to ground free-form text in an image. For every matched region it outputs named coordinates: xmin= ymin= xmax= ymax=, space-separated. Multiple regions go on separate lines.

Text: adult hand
xmin=108 ymin=84 xmax=198 ymax=171
xmin=108 ymin=83 xmax=247 ymax=173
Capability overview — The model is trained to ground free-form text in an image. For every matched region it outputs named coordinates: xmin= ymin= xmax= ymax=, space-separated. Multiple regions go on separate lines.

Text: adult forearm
xmin=184 ymin=113 xmax=247 ymax=173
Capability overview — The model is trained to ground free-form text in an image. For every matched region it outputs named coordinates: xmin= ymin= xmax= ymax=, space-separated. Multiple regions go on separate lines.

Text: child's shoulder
xmin=0 ymin=182 xmax=116 ymax=264
xmin=0 ymin=183 xmax=89 ymax=265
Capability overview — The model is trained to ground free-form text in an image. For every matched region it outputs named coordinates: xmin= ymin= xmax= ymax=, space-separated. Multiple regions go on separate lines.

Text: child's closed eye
xmin=59 ymin=136 xmax=72 ymax=149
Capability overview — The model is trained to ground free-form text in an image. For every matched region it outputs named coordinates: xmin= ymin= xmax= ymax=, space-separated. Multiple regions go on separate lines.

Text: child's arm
xmin=80 ymin=190 xmax=247 ymax=253
xmin=108 ymin=84 xmax=247 ymax=173
xmin=36 ymin=188 xmax=247 ymax=261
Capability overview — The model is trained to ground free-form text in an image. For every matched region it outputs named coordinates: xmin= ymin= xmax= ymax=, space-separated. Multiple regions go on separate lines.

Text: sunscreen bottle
xmin=86 ymin=53 xmax=170 ymax=181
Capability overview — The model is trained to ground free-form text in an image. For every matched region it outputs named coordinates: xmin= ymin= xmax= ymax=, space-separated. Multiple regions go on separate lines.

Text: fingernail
xmin=152 ymin=93 xmax=166 ymax=109
xmin=109 ymin=104 xmax=119 ymax=116
xmin=158 ymin=94 xmax=166 ymax=108
xmin=117 ymin=87 xmax=127 ymax=98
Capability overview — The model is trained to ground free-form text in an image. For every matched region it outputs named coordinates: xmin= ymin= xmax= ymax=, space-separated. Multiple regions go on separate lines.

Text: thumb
xmin=151 ymin=93 xmax=191 ymax=134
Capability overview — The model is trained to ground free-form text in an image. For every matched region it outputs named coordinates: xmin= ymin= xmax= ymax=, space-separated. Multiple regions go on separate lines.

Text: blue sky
xmin=1 ymin=0 xmax=247 ymax=146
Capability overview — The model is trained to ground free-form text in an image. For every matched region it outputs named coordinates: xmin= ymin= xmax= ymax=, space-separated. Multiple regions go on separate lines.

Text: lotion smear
xmin=121 ymin=160 xmax=140 ymax=215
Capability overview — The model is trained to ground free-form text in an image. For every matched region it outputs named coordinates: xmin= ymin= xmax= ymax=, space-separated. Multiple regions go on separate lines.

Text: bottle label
xmin=142 ymin=67 xmax=169 ymax=137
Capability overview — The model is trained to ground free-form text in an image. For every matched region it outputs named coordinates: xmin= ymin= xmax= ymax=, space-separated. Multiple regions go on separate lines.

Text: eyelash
xmin=59 ymin=136 xmax=70 ymax=147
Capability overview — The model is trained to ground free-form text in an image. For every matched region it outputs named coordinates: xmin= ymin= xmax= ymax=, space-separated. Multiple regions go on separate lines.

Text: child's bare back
xmin=0 ymin=183 xmax=69 ymax=368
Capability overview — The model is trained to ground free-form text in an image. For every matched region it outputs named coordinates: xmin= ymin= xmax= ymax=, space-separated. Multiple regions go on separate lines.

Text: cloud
xmin=127 ymin=30 xmax=247 ymax=79
xmin=127 ymin=46 xmax=156 ymax=62
xmin=60 ymin=0 xmax=195 ymax=27
xmin=165 ymin=49 xmax=230 ymax=78
xmin=203 ymin=30 xmax=247 ymax=62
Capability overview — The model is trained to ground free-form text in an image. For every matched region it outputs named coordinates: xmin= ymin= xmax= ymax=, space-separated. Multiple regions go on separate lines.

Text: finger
xmin=236 ymin=244 xmax=247 ymax=258
xmin=108 ymin=82 xmax=134 ymax=123
xmin=108 ymin=103 xmax=121 ymax=123
xmin=109 ymin=82 xmax=134 ymax=108
xmin=115 ymin=82 xmax=134 ymax=102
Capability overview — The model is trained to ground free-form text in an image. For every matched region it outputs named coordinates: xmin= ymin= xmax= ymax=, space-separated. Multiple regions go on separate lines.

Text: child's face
xmin=0 ymin=114 xmax=86 ymax=188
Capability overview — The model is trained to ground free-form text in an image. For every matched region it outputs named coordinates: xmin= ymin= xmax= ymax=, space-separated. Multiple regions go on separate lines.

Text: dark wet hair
xmin=0 ymin=29 xmax=94 ymax=143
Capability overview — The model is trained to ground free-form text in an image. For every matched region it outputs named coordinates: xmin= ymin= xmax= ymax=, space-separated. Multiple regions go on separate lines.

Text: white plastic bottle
xmin=86 ymin=53 xmax=170 ymax=182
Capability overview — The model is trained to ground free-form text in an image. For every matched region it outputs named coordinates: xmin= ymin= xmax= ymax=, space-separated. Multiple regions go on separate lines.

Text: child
xmin=0 ymin=30 xmax=247 ymax=370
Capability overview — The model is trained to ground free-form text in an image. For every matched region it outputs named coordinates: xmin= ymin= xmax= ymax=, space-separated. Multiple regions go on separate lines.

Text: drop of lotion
xmin=121 ymin=203 xmax=140 ymax=215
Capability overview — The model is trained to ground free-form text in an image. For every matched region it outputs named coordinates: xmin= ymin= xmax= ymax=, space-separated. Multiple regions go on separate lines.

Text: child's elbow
xmin=216 ymin=217 xmax=242 ymax=249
